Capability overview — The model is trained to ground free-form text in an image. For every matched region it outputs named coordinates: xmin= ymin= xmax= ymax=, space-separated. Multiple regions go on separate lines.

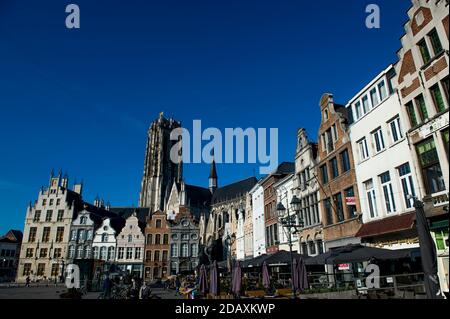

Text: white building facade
xmin=115 ymin=213 xmax=145 ymax=278
xmin=17 ymin=172 xmax=83 ymax=283
xmin=92 ymin=218 xmax=118 ymax=263
xmin=235 ymin=207 xmax=246 ymax=260
xmin=347 ymin=65 xmax=422 ymax=250
xmin=274 ymin=174 xmax=297 ymax=253
xmin=251 ymin=183 xmax=266 ymax=257
xmin=243 ymin=192 xmax=254 ymax=259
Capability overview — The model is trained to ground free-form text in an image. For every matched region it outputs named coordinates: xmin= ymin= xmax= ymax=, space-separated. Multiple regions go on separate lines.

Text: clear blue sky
xmin=0 ymin=0 xmax=411 ymax=234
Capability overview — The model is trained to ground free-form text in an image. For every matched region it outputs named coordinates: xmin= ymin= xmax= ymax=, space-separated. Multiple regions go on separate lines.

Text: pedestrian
xmin=25 ymin=276 xmax=30 ymax=287
xmin=102 ymin=275 xmax=112 ymax=299
xmin=175 ymin=275 xmax=181 ymax=296
xmin=139 ymin=281 xmax=151 ymax=299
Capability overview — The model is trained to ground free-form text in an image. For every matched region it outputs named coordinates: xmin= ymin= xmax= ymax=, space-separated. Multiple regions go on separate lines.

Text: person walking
xmin=139 ymin=281 xmax=151 ymax=299
xmin=102 ymin=275 xmax=112 ymax=299
xmin=25 ymin=276 xmax=30 ymax=287
xmin=175 ymin=275 xmax=181 ymax=296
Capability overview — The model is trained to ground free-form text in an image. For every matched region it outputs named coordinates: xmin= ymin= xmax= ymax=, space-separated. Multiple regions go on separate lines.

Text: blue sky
xmin=0 ymin=0 xmax=411 ymax=234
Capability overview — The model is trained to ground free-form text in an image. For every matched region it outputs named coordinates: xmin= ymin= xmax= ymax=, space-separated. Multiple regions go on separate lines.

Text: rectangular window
xmin=28 ymin=227 xmax=37 ymax=242
xmin=33 ymin=210 xmax=41 ymax=222
xmin=333 ymin=193 xmax=344 ymax=222
xmin=378 ymin=80 xmax=387 ymax=101
xmin=309 ymin=241 xmax=316 ymax=255
xmin=126 ymin=247 xmax=133 ymax=259
xmin=42 ymin=227 xmax=50 ymax=243
xmin=358 ymin=138 xmax=370 ymax=161
xmin=135 ymin=247 xmax=141 ymax=260
xmin=388 ymin=116 xmax=403 ymax=143
xmin=23 ymin=263 xmax=32 ymax=276
xmin=415 ymin=94 xmax=429 ymax=121
xmin=362 ymin=95 xmax=370 ymax=113
xmin=428 ymin=28 xmax=443 ymax=55
xmin=162 ymin=250 xmax=168 ymax=262
xmin=370 ymin=87 xmax=379 ymax=107
xmin=355 ymin=101 xmax=362 ymax=119
xmin=37 ymin=263 xmax=45 ymax=276
xmin=406 ymin=102 xmax=418 ymax=127
xmin=398 ymin=163 xmax=416 ymax=209
xmin=313 ymin=193 xmax=320 ymax=224
xmin=76 ymin=246 xmax=83 ymax=259
xmin=53 ymin=248 xmax=62 ymax=258
xmin=326 ymin=128 xmax=334 ymax=153
xmin=332 ymin=124 xmax=338 ymax=142
xmin=70 ymin=230 xmax=77 ymax=241
xmin=181 ymin=244 xmax=189 ymax=257
xmin=380 ymin=172 xmax=396 ymax=214
xmin=442 ymin=129 xmax=449 ymax=160
xmin=324 ymin=198 xmax=333 ymax=225
xmin=45 ymin=210 xmax=53 ymax=222
xmin=330 ymin=157 xmax=339 ymax=179
xmin=418 ymin=38 xmax=431 ymax=64
xmin=118 ymin=247 xmax=124 ymax=259
xmin=57 ymin=210 xmax=64 ymax=222
xmin=317 ymin=240 xmax=324 ymax=254
xmin=40 ymin=248 xmax=48 ymax=258
xmin=416 ymin=138 xmax=446 ymax=194
xmin=55 ymin=227 xmax=64 ymax=242
xmin=346 ymin=106 xmax=354 ymax=125
xmin=273 ymin=223 xmax=278 ymax=243
xmin=320 ymin=164 xmax=329 ymax=184
xmin=171 ymin=244 xmax=178 ymax=258
xmin=442 ymin=77 xmax=449 ymax=105
xmin=51 ymin=264 xmax=59 ymax=277
xmin=430 ymin=84 xmax=447 ymax=113
xmin=26 ymin=248 xmax=34 ymax=258
xmin=345 ymin=187 xmax=357 ymax=218
xmin=372 ymin=128 xmax=386 ymax=153
xmin=364 ymin=179 xmax=378 ymax=218
xmin=191 ymin=244 xmax=198 ymax=257
xmin=301 ymin=242 xmax=308 ymax=255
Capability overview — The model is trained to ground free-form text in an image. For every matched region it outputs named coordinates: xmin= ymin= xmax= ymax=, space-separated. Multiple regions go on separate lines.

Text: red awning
xmin=355 ymin=212 xmax=416 ymax=238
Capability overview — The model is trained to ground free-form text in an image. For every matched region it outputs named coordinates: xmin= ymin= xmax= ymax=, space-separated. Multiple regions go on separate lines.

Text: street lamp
xmin=276 ymin=194 xmax=304 ymax=298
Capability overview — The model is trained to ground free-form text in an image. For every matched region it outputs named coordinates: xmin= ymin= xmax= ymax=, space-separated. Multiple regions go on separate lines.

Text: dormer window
xmin=323 ymin=109 xmax=329 ymax=121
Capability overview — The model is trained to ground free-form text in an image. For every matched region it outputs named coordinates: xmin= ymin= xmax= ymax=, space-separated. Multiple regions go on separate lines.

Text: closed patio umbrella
xmin=199 ymin=264 xmax=208 ymax=294
xmin=414 ymin=199 xmax=442 ymax=299
xmin=262 ymin=261 xmax=270 ymax=290
xmin=292 ymin=258 xmax=299 ymax=291
xmin=297 ymin=258 xmax=308 ymax=291
xmin=231 ymin=261 xmax=242 ymax=296
xmin=209 ymin=261 xmax=220 ymax=297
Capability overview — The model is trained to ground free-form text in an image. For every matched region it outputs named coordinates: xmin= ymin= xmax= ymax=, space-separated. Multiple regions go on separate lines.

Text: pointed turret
xmin=209 ymin=150 xmax=218 ymax=193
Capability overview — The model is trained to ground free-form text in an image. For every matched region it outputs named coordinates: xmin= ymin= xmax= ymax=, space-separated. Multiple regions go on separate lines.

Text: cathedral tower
xmin=139 ymin=112 xmax=182 ymax=212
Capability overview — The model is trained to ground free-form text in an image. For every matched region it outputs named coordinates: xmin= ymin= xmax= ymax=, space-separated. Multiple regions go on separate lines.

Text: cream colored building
xmin=293 ymin=128 xmax=323 ymax=256
xmin=17 ymin=172 xmax=83 ymax=283
xmin=115 ymin=213 xmax=145 ymax=278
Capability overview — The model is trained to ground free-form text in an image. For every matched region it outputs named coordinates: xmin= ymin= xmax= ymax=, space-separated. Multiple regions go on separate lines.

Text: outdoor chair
xmin=245 ymin=290 xmax=266 ymax=298
xmin=275 ymin=288 xmax=292 ymax=298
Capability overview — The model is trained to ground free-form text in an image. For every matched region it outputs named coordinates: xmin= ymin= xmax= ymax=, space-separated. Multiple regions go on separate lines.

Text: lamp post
xmin=276 ymin=195 xmax=303 ymax=298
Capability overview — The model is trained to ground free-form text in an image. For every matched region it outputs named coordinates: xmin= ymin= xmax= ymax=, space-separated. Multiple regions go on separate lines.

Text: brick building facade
xmin=317 ymin=94 xmax=361 ymax=250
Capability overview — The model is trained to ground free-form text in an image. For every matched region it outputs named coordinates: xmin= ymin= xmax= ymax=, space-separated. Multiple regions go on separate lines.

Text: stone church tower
xmin=139 ymin=112 xmax=182 ymax=212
